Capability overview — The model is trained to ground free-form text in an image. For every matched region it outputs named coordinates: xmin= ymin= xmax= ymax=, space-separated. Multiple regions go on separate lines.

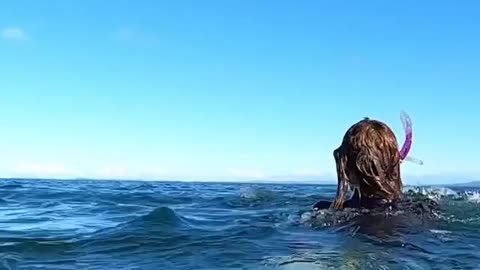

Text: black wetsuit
xmin=313 ymin=189 xmax=440 ymax=218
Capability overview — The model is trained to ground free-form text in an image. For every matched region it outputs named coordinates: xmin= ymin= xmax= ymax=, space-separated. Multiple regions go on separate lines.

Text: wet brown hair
xmin=331 ymin=117 xmax=403 ymax=209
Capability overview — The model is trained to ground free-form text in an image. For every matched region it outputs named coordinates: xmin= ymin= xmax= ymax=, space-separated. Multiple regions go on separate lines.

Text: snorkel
xmin=399 ymin=111 xmax=423 ymax=165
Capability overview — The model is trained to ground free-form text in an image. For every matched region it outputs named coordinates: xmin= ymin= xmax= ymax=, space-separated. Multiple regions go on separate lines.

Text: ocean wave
xmin=138 ymin=206 xmax=186 ymax=226
xmin=1 ymin=180 xmax=479 ymax=269
xmin=0 ymin=183 xmax=23 ymax=189
xmin=71 ymin=205 xmax=278 ymax=263
xmin=73 ymin=207 xmax=194 ymax=256
xmin=303 ymin=185 xmax=480 ymax=240
xmin=91 ymin=206 xmax=190 ymax=236
xmin=197 ymin=186 xmax=309 ymax=211
xmin=0 ymin=236 xmax=74 ymax=255
xmin=238 ymin=186 xmax=277 ymax=200
xmin=404 ymin=185 xmax=480 ymax=204
xmin=465 ymin=191 xmax=480 ymax=203
xmin=403 ymin=186 xmax=459 ymax=199
xmin=98 ymin=192 xmax=194 ymax=207
xmin=263 ymin=250 xmax=389 ymax=270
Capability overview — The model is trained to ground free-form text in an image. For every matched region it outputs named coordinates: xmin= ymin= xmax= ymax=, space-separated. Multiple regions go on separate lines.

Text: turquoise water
xmin=0 ymin=179 xmax=479 ymax=269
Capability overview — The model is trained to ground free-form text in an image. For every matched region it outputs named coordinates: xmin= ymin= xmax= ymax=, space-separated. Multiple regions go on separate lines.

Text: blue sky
xmin=0 ymin=0 xmax=479 ymax=184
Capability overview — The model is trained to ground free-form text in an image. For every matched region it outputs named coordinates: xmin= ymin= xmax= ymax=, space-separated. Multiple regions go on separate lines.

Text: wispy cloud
xmin=226 ymin=168 xmax=267 ymax=179
xmin=9 ymin=162 xmax=170 ymax=180
xmin=1 ymin=27 xmax=28 ymax=41
xmin=6 ymin=161 xmax=334 ymax=182
xmin=223 ymin=168 xmax=334 ymax=183
xmin=96 ymin=165 xmax=130 ymax=179
xmin=95 ymin=164 xmax=170 ymax=180
xmin=13 ymin=162 xmax=74 ymax=178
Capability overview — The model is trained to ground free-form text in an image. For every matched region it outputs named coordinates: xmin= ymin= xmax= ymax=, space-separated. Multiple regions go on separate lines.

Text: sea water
xmin=0 ymin=179 xmax=479 ymax=269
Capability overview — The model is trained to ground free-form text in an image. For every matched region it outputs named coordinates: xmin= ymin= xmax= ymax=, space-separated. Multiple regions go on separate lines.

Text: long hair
xmin=331 ymin=117 xmax=403 ymax=209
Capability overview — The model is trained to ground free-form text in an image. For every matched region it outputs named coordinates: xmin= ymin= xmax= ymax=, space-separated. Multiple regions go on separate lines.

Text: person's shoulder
xmin=392 ymin=194 xmax=440 ymax=217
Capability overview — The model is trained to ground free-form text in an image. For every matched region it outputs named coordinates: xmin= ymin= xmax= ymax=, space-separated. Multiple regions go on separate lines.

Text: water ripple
xmin=0 ymin=179 xmax=478 ymax=269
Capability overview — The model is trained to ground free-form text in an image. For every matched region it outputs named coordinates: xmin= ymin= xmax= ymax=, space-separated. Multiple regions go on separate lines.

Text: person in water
xmin=313 ymin=116 xmax=439 ymax=218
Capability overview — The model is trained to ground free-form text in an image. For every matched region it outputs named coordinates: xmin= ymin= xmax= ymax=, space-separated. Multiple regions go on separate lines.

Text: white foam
xmin=300 ymin=212 xmax=313 ymax=223
xmin=403 ymin=185 xmax=480 ymax=205
xmin=465 ymin=191 xmax=480 ymax=203
xmin=429 ymin=229 xmax=451 ymax=234
xmin=403 ymin=186 xmax=463 ymax=201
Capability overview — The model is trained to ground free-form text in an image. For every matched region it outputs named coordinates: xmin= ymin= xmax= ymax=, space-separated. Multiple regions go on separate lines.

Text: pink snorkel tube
xmin=399 ymin=111 xmax=423 ymax=165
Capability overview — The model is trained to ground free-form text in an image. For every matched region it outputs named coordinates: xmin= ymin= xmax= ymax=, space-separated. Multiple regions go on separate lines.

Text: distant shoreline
xmin=448 ymin=181 xmax=480 ymax=187
xmin=1 ymin=177 xmax=479 ymax=187
xmin=0 ymin=177 xmax=337 ymax=185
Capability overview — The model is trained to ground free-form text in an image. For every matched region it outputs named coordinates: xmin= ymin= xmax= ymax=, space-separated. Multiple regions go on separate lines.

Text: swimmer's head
xmin=331 ymin=117 xmax=403 ymax=209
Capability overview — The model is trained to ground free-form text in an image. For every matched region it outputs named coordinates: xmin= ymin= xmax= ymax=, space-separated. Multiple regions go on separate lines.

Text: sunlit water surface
xmin=0 ymin=179 xmax=479 ymax=269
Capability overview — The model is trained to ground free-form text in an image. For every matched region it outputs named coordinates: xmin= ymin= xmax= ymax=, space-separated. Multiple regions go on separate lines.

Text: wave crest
xmin=139 ymin=206 xmax=184 ymax=226
xmin=404 ymin=186 xmax=480 ymax=203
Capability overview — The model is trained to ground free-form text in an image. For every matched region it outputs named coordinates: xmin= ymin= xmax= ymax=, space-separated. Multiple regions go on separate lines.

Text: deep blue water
xmin=0 ymin=179 xmax=479 ymax=270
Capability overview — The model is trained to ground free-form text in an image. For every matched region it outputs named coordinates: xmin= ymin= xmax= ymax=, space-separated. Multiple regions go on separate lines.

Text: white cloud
xmin=4 ymin=162 xmax=453 ymax=185
xmin=96 ymin=165 xmax=129 ymax=178
xmin=8 ymin=162 xmax=170 ymax=180
xmin=291 ymin=168 xmax=331 ymax=177
xmin=13 ymin=162 xmax=74 ymax=178
xmin=226 ymin=168 xmax=267 ymax=179
xmin=1 ymin=27 xmax=28 ymax=41
xmin=222 ymin=168 xmax=335 ymax=183
xmin=94 ymin=164 xmax=170 ymax=180
xmin=6 ymin=161 xmax=332 ymax=183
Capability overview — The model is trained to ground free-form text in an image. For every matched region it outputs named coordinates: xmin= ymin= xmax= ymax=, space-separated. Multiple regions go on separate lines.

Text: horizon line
xmin=0 ymin=176 xmax=478 ymax=186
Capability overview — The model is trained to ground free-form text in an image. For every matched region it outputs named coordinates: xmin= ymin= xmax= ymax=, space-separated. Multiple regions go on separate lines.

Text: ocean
xmin=0 ymin=179 xmax=479 ymax=270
